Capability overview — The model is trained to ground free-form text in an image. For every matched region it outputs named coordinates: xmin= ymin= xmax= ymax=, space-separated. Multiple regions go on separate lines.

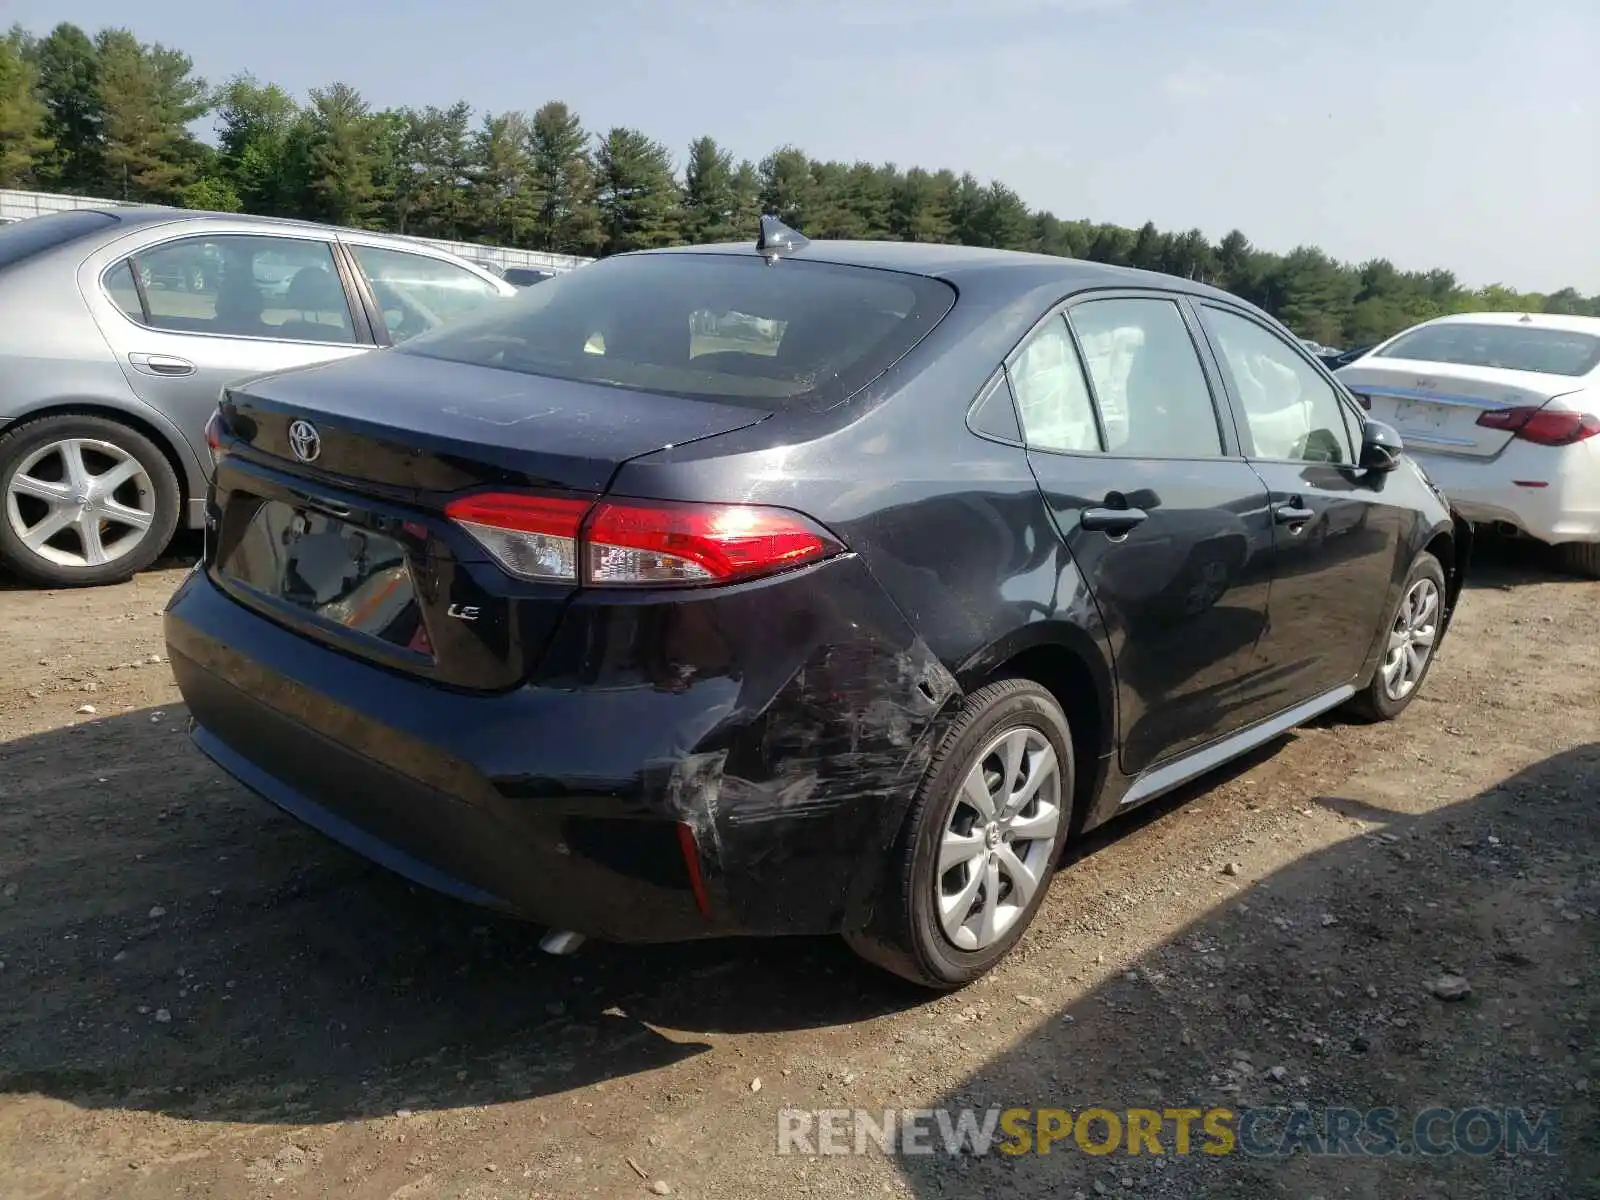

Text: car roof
xmin=654 ymin=238 xmax=1248 ymax=308
xmin=1413 ymin=311 xmax=1600 ymax=335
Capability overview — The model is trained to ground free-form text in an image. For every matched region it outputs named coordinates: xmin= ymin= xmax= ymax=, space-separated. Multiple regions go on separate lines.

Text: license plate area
xmin=1391 ymin=399 xmax=1448 ymax=432
xmin=218 ymin=499 xmax=433 ymax=656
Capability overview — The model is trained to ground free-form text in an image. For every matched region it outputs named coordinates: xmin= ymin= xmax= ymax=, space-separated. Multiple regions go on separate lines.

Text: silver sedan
xmin=0 ymin=208 xmax=516 ymax=586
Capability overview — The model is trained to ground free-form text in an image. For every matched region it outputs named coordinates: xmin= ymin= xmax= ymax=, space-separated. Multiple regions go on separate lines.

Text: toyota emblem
xmin=288 ymin=419 xmax=321 ymax=463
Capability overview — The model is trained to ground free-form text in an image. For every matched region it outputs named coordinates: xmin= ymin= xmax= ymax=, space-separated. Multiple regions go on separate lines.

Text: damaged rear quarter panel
xmin=533 ymin=555 xmax=960 ymax=935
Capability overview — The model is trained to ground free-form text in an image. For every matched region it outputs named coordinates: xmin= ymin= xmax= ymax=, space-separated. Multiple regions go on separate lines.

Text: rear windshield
xmin=1376 ymin=323 xmax=1600 ymax=377
xmin=0 ymin=210 xmax=118 ymax=270
xmin=398 ymin=252 xmax=957 ymax=410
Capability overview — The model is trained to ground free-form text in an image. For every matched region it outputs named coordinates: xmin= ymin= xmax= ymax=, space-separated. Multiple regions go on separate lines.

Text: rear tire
xmin=844 ymin=679 xmax=1074 ymax=990
xmin=0 ymin=413 xmax=181 ymax=588
xmin=1557 ymin=541 xmax=1600 ymax=579
xmin=1345 ymin=550 xmax=1447 ymax=723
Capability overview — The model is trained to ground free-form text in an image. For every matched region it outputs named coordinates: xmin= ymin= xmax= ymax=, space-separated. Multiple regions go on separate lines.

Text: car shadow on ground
xmin=0 ymin=704 xmax=1297 ymax=1128
xmin=892 ymin=745 xmax=1598 ymax=1199
xmin=0 ymin=532 xmax=204 ymax=592
xmin=1463 ymin=533 xmax=1587 ymax=591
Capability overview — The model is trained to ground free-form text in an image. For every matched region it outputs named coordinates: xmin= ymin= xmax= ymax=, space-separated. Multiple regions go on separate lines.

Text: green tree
xmin=213 ymin=73 xmax=304 ymax=215
xmin=1129 ymin=220 xmax=1164 ymax=271
xmin=180 ymin=175 xmax=241 ymax=212
xmin=0 ymin=30 xmax=51 ymax=186
xmin=1264 ymin=246 xmax=1359 ymax=346
xmin=1086 ymin=223 xmax=1135 ymax=266
xmin=888 ymin=167 xmax=954 ymax=243
xmin=472 ymin=111 xmax=539 ymax=247
xmin=94 ymin=29 xmax=209 ymax=203
xmin=1213 ymin=230 xmax=1254 ymax=295
xmin=680 ymin=135 xmax=737 ymax=243
xmin=30 ymin=22 xmax=104 ymax=193
xmin=303 ymin=82 xmax=386 ymax=228
xmin=758 ymin=145 xmax=815 ymax=231
xmin=391 ymin=101 xmax=474 ymax=238
xmin=526 ymin=101 xmax=600 ymax=255
xmin=728 ymin=159 xmax=762 ymax=238
xmin=593 ymin=126 xmax=680 ymax=254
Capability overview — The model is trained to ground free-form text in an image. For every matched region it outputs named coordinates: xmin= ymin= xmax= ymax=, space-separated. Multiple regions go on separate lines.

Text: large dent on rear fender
xmin=652 ymin=631 xmax=961 ymax=933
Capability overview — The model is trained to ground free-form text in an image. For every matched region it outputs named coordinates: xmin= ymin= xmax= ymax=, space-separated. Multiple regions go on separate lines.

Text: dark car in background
xmin=165 ymin=222 xmax=1469 ymax=989
xmin=503 ymin=266 xmax=557 ymax=287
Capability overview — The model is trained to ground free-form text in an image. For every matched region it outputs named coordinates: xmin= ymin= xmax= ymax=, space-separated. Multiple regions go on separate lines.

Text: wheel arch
xmin=957 ymin=621 xmax=1117 ymax=835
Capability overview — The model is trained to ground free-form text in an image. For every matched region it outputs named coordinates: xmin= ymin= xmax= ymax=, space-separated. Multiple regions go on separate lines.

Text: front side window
xmin=1376 ymin=322 xmax=1600 ymax=377
xmin=1201 ymin=306 xmax=1353 ymax=464
xmin=114 ymin=235 xmax=356 ymax=344
xmin=1008 ymin=314 xmax=1101 ymax=454
xmin=1068 ymin=298 xmax=1223 ymax=457
xmin=398 ymin=253 xmax=958 ymax=411
xmin=348 ymin=245 xmax=505 ymax=344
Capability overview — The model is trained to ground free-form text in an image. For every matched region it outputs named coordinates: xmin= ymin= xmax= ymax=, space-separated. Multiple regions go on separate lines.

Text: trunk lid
xmin=208 ymin=351 xmax=770 ymax=691
xmin=222 ymin=350 xmax=770 ymax=495
xmin=1338 ymin=358 xmax=1581 ymax=460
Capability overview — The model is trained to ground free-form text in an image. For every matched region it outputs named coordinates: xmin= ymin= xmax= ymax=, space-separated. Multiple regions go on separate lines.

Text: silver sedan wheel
xmin=4 ymin=438 xmax=157 ymax=569
xmin=1381 ymin=576 xmax=1440 ymax=702
xmin=935 ymin=725 xmax=1062 ymax=952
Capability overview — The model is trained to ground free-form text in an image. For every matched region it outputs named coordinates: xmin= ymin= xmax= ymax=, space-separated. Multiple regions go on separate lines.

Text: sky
xmin=7 ymin=0 xmax=1598 ymax=292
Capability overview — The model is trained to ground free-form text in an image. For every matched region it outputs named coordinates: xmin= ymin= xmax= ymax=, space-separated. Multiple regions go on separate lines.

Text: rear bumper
xmin=164 ymin=561 xmax=954 ymax=942
xmin=1413 ymin=441 xmax=1600 ymax=545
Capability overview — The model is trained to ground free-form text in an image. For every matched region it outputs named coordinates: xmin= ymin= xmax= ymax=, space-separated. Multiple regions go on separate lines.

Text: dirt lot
xmin=0 ymin=539 xmax=1595 ymax=1200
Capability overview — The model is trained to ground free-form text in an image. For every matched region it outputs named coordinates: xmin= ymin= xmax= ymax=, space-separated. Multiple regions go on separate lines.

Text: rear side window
xmin=1376 ymin=323 xmax=1600 ymax=377
xmin=0 ymin=210 xmax=118 ymax=270
xmin=399 ymin=253 xmax=958 ymax=411
xmin=1008 ymin=315 xmax=1101 ymax=454
xmin=113 ymin=234 xmax=357 ymax=344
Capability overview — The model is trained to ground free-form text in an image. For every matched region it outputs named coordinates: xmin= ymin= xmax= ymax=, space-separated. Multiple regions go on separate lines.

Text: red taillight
xmin=1476 ymin=406 xmax=1600 ymax=447
xmin=444 ymin=492 xmax=843 ymax=586
xmin=443 ymin=493 xmax=589 ymax=582
xmin=586 ymin=499 xmax=841 ymax=586
xmin=204 ymin=409 xmax=228 ymax=465
xmin=1349 ymin=391 xmax=1372 ymax=411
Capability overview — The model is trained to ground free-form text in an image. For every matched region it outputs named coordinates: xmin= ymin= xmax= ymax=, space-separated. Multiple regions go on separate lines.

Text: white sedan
xmin=1337 ymin=312 xmax=1600 ymax=577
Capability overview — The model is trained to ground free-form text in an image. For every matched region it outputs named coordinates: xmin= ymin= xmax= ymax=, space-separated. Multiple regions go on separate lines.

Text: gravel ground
xmin=0 ymin=537 xmax=1594 ymax=1199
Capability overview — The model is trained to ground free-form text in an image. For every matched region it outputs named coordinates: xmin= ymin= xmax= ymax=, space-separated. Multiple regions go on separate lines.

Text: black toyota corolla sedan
xmin=164 ymin=219 xmax=1470 ymax=989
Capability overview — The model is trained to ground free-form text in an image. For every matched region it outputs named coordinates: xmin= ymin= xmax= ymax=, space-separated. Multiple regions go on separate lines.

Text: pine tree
xmin=0 ymin=31 xmax=51 ymax=187
xmin=593 ymin=127 xmax=680 ymax=255
xmin=526 ymin=101 xmax=600 ymax=256
xmin=94 ymin=29 xmax=208 ymax=204
xmin=681 ymin=135 xmax=737 ymax=244
xmin=303 ymin=82 xmax=385 ymax=228
xmin=472 ymin=111 xmax=539 ymax=247
xmin=758 ymin=146 xmax=815 ymax=231
xmin=30 ymin=23 xmax=104 ymax=193
xmin=889 ymin=168 xmax=954 ymax=243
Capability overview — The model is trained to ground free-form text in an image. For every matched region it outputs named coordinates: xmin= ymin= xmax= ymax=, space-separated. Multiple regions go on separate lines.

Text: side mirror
xmin=1360 ymin=420 xmax=1404 ymax=474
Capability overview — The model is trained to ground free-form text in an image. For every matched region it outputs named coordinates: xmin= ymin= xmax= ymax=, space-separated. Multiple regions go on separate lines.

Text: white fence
xmin=0 ymin=188 xmax=592 ymax=274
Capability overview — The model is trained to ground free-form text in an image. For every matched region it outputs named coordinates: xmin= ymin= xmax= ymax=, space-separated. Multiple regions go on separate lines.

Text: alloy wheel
xmin=935 ymin=726 xmax=1062 ymax=951
xmin=1380 ymin=576 xmax=1439 ymax=702
xmin=4 ymin=438 xmax=157 ymax=569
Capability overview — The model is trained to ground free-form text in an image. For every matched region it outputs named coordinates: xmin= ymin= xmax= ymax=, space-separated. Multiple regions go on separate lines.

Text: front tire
xmin=0 ymin=414 xmax=181 ymax=587
xmin=1345 ymin=550 xmax=1447 ymax=722
xmin=845 ymin=679 xmax=1075 ymax=990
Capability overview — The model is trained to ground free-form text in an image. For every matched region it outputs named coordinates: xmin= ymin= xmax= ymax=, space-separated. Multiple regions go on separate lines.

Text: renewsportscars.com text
xmin=775 ymin=1105 xmax=1560 ymax=1159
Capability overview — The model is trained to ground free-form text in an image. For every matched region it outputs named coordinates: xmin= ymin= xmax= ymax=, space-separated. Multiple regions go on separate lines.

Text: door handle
xmin=1081 ymin=506 xmax=1149 ymax=536
xmin=1273 ymin=501 xmax=1315 ymax=525
xmin=128 ymin=352 xmax=196 ymax=377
